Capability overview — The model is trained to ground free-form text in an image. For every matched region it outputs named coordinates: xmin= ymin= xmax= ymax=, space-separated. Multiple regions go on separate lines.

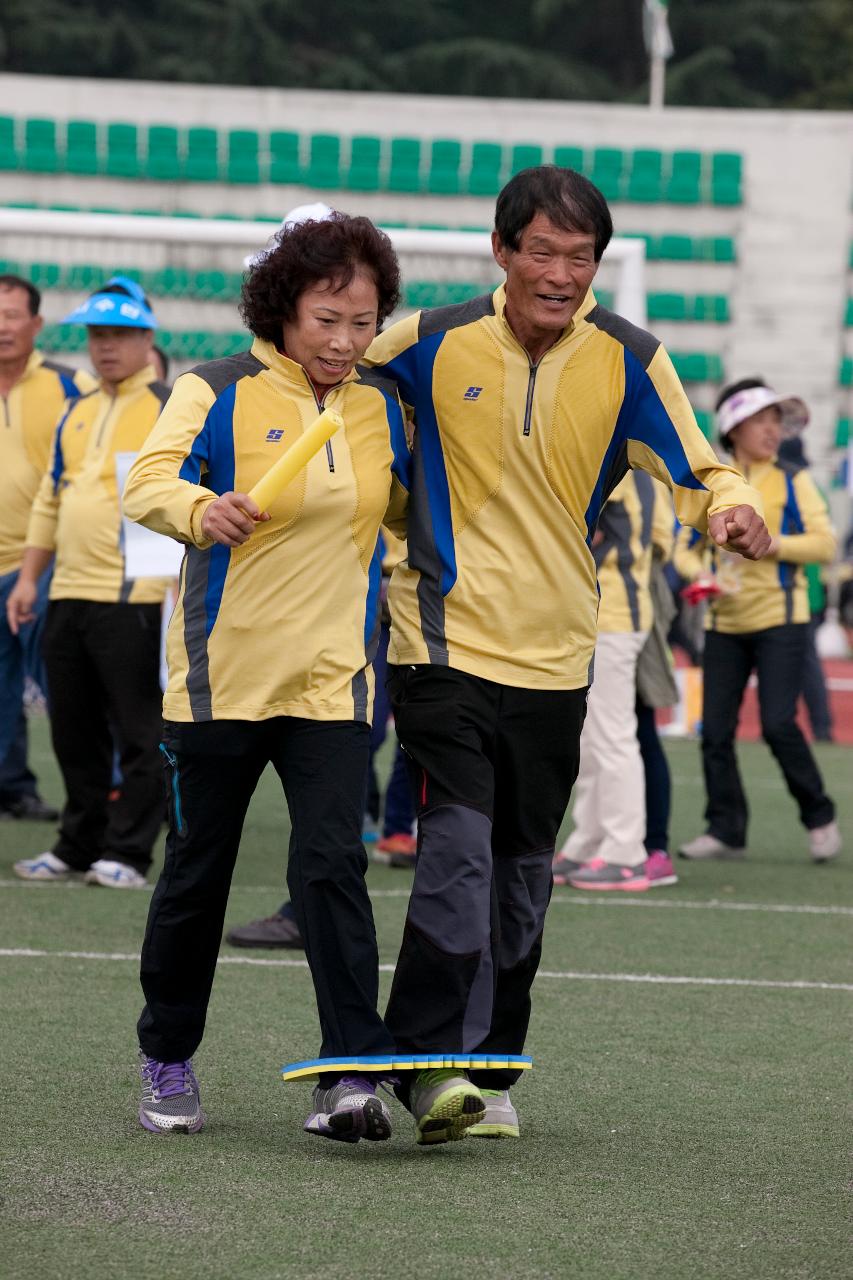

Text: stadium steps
xmin=0 ymin=116 xmax=744 ymax=205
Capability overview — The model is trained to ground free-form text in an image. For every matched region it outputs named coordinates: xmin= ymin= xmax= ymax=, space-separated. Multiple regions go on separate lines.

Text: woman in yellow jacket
xmin=123 ymin=213 xmax=411 ymax=1145
xmin=674 ymin=379 xmax=840 ymax=864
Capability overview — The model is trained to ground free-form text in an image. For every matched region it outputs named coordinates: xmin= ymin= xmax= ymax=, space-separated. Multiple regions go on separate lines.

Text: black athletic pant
xmin=701 ymin=624 xmax=835 ymax=848
xmin=137 ymin=716 xmax=395 ymax=1065
xmin=42 ymin=599 xmax=164 ymax=874
xmin=386 ymin=664 xmax=587 ymax=1091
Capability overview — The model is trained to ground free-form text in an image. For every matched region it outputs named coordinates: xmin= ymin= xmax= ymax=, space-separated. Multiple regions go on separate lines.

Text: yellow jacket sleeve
xmin=775 ymin=470 xmax=836 ymax=565
xmin=123 ymin=372 xmax=219 ymax=549
xmin=25 ymin=414 xmax=68 ymax=552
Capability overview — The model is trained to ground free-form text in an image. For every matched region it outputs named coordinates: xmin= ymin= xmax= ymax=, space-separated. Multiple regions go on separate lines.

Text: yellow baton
xmin=247 ymin=407 xmax=345 ymax=512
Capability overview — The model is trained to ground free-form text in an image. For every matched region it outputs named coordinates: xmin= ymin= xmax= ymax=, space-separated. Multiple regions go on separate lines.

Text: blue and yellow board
xmin=281 ymin=1053 xmax=533 ymax=1082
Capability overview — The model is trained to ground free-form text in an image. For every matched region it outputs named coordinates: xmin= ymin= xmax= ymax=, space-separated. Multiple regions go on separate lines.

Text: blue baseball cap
xmin=62 ymin=275 xmax=158 ymax=330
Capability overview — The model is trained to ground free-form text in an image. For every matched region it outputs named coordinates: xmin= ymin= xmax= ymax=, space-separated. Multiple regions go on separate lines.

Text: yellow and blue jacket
xmin=365 ymin=284 xmax=759 ymax=688
xmin=123 ymin=338 xmax=410 ymax=724
xmin=596 ymin=473 xmax=673 ymax=634
xmin=673 ymin=457 xmax=835 ymax=633
xmin=0 ymin=351 xmax=95 ymax=576
xmin=27 ymin=365 xmax=170 ymax=604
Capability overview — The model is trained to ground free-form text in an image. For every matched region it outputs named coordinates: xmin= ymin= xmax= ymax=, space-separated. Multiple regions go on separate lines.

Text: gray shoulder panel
xmin=148 ymin=379 xmax=171 ymax=407
xmin=418 ymin=293 xmax=495 ymax=341
xmin=40 ymin=357 xmax=75 ymax=376
xmin=585 ymin=304 xmax=660 ymax=371
xmin=189 ymin=349 xmax=266 ymax=396
xmin=354 ymin=365 xmax=398 ymax=397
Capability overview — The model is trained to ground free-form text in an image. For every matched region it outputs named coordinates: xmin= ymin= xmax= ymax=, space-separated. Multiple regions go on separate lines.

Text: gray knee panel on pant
xmin=408 ymin=803 xmax=493 ymax=954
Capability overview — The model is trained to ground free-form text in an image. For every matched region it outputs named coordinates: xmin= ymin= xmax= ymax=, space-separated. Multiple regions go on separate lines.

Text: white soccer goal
xmin=0 ymin=207 xmax=646 ymax=367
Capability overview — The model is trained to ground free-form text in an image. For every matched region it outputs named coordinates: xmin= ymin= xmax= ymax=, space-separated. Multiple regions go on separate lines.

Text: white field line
xmin=0 ymin=946 xmax=850 ymax=992
xmin=1 ymin=877 xmax=851 ymax=917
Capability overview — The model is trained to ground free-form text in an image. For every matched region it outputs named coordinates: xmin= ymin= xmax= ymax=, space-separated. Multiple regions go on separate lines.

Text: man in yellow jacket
xmin=8 ymin=278 xmax=171 ymax=888
xmin=0 ymin=273 xmax=94 ymax=820
xmin=364 ymin=165 xmax=770 ymax=1139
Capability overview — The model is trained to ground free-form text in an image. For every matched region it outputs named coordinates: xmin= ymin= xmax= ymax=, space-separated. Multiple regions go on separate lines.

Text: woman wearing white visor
xmin=674 ymin=378 xmax=841 ymax=864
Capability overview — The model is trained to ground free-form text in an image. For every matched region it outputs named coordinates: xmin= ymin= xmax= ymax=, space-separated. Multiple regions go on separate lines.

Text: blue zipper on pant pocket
xmin=159 ymin=742 xmax=187 ymax=836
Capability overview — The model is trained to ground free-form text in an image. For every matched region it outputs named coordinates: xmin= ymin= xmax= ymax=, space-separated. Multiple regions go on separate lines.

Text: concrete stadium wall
xmin=2 ymin=73 xmax=852 ymax=480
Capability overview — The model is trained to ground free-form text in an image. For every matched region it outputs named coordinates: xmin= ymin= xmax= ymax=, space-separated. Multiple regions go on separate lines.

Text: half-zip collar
xmin=491 ymin=282 xmax=598 ymax=365
xmin=251 ymin=338 xmax=353 ymax=473
xmin=92 ymin=364 xmax=158 ymax=448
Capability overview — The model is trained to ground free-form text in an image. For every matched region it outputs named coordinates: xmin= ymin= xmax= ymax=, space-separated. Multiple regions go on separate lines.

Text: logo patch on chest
xmin=463 ymin=386 xmax=483 ymax=401
xmin=265 ymin=428 xmax=285 ymax=442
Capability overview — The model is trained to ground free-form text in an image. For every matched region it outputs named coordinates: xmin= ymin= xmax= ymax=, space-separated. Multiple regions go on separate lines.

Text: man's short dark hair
xmin=494 ymin=166 xmax=613 ymax=262
xmin=240 ymin=213 xmax=401 ymax=344
xmin=0 ymin=274 xmax=40 ymax=315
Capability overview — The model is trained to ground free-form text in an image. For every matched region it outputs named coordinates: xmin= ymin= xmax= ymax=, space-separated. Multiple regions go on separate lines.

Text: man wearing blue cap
xmin=7 ymin=278 xmax=172 ymax=888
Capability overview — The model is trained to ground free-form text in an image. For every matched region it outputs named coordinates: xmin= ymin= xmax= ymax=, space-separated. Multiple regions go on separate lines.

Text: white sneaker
xmin=13 ymin=851 xmax=73 ymax=881
xmin=84 ymin=858 xmax=148 ymax=888
xmin=468 ymin=1089 xmax=520 ymax=1139
xmin=808 ymin=821 xmax=842 ymax=863
xmin=678 ymin=833 xmax=746 ymax=860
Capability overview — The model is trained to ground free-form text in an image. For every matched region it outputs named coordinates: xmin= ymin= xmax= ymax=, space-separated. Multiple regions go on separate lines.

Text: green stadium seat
xmin=468 ymin=142 xmax=504 ymax=196
xmin=24 ymin=118 xmax=59 ymax=173
xmin=64 ymin=263 xmax=103 ymax=292
xmin=106 ymin=123 xmax=140 ymax=178
xmin=0 ymin=116 xmax=17 ymax=170
xmin=694 ymin=410 xmax=713 ymax=439
xmin=849 ymin=243 xmax=853 ymax=270
xmin=845 ymin=298 xmax=853 ymax=327
xmin=657 ymin=234 xmax=694 ymax=261
xmin=185 ymin=127 xmax=219 ymax=182
xmin=405 ymin=281 xmax=443 ymax=310
xmin=150 ymin=266 xmax=191 ymax=297
xmin=347 ymin=135 xmax=382 ymax=191
xmin=710 ymin=152 xmax=742 ymax=204
xmin=692 ymin=295 xmax=730 ymax=323
xmin=388 ymin=138 xmax=422 ymax=193
xmin=627 ymin=149 xmax=663 ymax=202
xmin=65 ymin=120 xmax=99 ymax=176
xmin=227 ymin=129 xmax=260 ymax=184
xmin=428 ymin=140 xmax=462 ymax=195
xmin=667 ymin=150 xmax=702 ymax=204
xmin=553 ymin=146 xmax=584 ymax=172
xmin=671 ymin=352 xmax=724 ymax=383
xmin=589 ymin=147 xmax=624 ymax=200
xmin=647 ymin=293 xmax=688 ymax=322
xmin=306 ymin=134 xmax=341 ymax=189
xmin=510 ymin=144 xmax=543 ymax=176
xmin=269 ymin=130 xmax=301 ymax=184
xmin=840 ymin=357 xmax=853 ymax=387
xmin=27 ymin=262 xmax=62 ymax=289
xmin=147 ymin=126 xmax=182 ymax=181
xmin=708 ymin=236 xmax=737 ymax=263
xmin=834 ymin=419 xmax=850 ymax=448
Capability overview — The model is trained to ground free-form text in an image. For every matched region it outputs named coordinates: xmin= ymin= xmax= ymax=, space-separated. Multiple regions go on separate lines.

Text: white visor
xmin=716 ymin=385 xmax=809 ymax=440
xmin=243 ymin=202 xmax=336 ymax=270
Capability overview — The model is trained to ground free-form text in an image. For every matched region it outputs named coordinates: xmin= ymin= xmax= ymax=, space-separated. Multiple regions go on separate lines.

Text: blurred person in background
xmin=0 ymin=273 xmax=94 ymax=822
xmin=8 ymin=277 xmax=171 ymax=888
xmin=675 ymin=378 xmax=840 ymax=864
xmin=554 ymin=473 xmax=676 ymax=891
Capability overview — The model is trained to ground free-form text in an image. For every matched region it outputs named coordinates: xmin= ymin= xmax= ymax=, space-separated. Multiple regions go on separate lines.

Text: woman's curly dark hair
xmin=240 ymin=213 xmax=401 ymax=342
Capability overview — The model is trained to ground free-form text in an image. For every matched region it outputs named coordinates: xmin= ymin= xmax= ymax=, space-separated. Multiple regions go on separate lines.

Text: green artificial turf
xmin=1 ymin=719 xmax=851 ymax=1279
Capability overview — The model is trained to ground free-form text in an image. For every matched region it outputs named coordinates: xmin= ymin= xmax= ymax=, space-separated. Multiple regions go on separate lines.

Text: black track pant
xmin=701 ymin=624 xmax=835 ymax=847
xmin=386 ymin=664 xmax=587 ymax=1091
xmin=42 ymin=599 xmax=163 ymax=873
xmin=137 ymin=716 xmax=394 ymax=1064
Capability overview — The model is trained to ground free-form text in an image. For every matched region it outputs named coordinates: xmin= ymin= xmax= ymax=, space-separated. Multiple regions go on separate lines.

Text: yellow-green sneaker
xmin=409 ymin=1068 xmax=485 ymax=1146
xmin=468 ymin=1088 xmax=520 ymax=1139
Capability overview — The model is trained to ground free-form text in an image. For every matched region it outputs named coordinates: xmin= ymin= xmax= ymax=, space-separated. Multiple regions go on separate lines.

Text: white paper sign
xmin=116 ymin=452 xmax=185 ymax=580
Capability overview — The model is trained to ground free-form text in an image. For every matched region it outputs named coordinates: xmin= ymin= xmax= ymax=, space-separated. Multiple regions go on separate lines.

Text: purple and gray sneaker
xmin=139 ymin=1051 xmax=205 ymax=1134
xmin=304 ymin=1075 xmax=392 ymax=1143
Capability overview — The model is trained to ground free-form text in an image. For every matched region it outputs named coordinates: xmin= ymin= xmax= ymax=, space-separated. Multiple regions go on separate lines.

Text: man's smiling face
xmin=492 ymin=212 xmax=599 ymax=358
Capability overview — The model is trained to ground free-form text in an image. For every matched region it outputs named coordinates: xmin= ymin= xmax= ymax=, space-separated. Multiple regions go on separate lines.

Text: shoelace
xmin=336 ymin=1075 xmax=375 ymax=1094
xmin=143 ymin=1057 xmax=194 ymax=1098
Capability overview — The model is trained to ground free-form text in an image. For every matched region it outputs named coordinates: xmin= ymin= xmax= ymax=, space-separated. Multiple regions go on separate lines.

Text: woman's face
xmin=282 ymin=270 xmax=379 ymax=387
xmin=729 ymin=405 xmax=782 ymax=465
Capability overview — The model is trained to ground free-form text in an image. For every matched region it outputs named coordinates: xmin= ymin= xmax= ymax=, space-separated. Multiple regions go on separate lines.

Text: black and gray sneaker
xmin=138 ymin=1051 xmax=205 ymax=1134
xmin=304 ymin=1076 xmax=392 ymax=1143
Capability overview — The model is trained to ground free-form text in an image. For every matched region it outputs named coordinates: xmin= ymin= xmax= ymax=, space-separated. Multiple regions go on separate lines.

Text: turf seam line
xmin=1 ymin=878 xmax=849 ymax=916
xmin=1 ymin=948 xmax=851 ymax=991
